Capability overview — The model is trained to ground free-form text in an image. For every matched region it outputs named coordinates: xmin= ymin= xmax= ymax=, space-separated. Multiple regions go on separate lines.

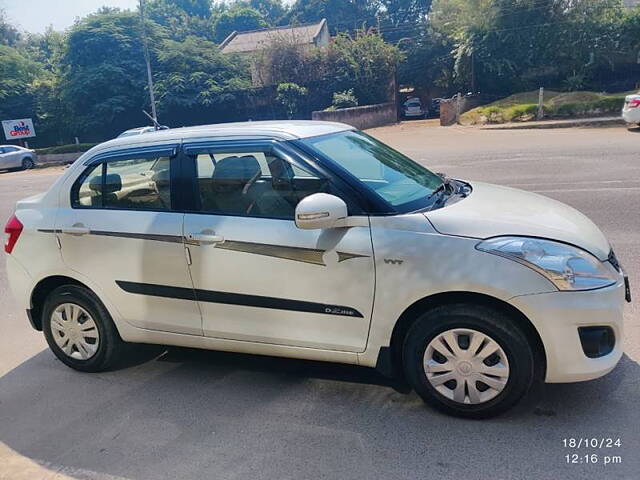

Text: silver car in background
xmin=0 ymin=145 xmax=37 ymax=171
xmin=401 ymin=97 xmax=427 ymax=119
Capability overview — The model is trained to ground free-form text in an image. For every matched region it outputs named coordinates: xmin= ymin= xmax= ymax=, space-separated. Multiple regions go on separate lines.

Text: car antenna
xmin=142 ymin=110 xmax=162 ymax=130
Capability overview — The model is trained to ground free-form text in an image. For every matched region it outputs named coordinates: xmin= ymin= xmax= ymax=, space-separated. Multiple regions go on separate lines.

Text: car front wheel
xmin=403 ymin=304 xmax=535 ymax=418
xmin=21 ymin=157 xmax=34 ymax=170
xmin=42 ymin=285 xmax=127 ymax=372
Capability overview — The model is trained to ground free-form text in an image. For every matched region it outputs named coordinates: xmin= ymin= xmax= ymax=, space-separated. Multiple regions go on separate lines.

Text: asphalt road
xmin=1 ymin=124 xmax=638 ymax=480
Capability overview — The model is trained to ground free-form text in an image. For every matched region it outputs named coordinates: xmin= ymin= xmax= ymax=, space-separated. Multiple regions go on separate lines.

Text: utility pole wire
xmin=139 ymin=0 xmax=158 ymax=128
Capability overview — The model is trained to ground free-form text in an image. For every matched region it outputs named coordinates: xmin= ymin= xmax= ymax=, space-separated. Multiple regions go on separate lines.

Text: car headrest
xmin=213 ymin=155 xmax=261 ymax=182
xmin=103 ymin=173 xmax=122 ymax=194
xmin=152 ymin=169 xmax=170 ymax=185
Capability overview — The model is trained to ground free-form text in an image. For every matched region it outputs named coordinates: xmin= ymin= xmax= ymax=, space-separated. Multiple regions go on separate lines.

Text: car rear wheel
xmin=402 ymin=304 xmax=535 ymax=418
xmin=42 ymin=285 xmax=127 ymax=372
xmin=21 ymin=157 xmax=34 ymax=170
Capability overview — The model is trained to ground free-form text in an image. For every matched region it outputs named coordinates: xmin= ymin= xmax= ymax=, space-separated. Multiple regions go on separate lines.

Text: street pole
xmin=139 ymin=0 xmax=158 ymax=128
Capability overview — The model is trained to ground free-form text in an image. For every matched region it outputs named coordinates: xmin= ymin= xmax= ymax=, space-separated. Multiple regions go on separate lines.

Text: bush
xmin=276 ymin=82 xmax=308 ymax=119
xmin=331 ymin=89 xmax=358 ymax=109
xmin=461 ymin=90 xmax=627 ymax=124
xmin=36 ymin=143 xmax=97 ymax=155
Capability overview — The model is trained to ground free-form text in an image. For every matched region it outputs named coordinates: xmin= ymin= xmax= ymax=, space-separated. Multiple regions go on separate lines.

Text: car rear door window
xmin=73 ymin=156 xmax=171 ymax=210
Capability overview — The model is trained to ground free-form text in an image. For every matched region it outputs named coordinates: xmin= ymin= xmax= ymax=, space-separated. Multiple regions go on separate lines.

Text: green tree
xmin=146 ymin=0 xmax=215 ymax=41
xmin=287 ymin=0 xmax=378 ymax=33
xmin=155 ymin=35 xmax=250 ymax=109
xmin=0 ymin=45 xmax=42 ymax=119
xmin=276 ymin=82 xmax=308 ymax=118
xmin=328 ymin=30 xmax=404 ymax=105
xmin=214 ymin=7 xmax=268 ymax=42
xmin=59 ymin=10 xmax=157 ymax=139
xmin=20 ymin=27 xmax=65 ymax=72
xmin=247 ymin=0 xmax=288 ymax=24
xmin=0 ymin=8 xmax=21 ymax=46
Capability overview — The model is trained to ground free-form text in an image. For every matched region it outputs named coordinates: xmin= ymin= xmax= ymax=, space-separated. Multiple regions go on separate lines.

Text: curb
xmin=35 ymin=160 xmax=74 ymax=170
xmin=478 ymin=117 xmax=624 ymax=130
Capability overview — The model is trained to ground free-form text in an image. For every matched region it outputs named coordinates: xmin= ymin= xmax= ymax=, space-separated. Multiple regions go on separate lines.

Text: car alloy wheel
xmin=423 ymin=328 xmax=510 ymax=405
xmin=50 ymin=303 xmax=100 ymax=360
xmin=22 ymin=158 xmax=34 ymax=169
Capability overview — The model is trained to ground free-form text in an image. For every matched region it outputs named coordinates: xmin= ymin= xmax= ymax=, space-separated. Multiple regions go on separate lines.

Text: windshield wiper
xmin=427 ymin=176 xmax=454 ymax=205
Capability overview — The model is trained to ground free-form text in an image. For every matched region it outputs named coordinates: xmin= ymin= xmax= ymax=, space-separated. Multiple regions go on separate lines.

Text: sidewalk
xmin=478 ymin=116 xmax=624 ymax=130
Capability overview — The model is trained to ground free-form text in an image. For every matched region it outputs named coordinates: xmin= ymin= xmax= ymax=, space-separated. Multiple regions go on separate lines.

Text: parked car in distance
xmin=401 ymin=97 xmax=427 ymax=119
xmin=622 ymin=93 xmax=640 ymax=128
xmin=0 ymin=145 xmax=37 ymax=171
xmin=117 ymin=125 xmax=170 ymax=138
xmin=5 ymin=121 xmax=630 ymax=418
xmin=430 ymin=98 xmax=443 ymax=117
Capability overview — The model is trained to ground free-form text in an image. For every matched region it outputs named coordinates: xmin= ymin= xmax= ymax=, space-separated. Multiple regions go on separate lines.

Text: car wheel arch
xmin=381 ymin=291 xmax=547 ymax=384
xmin=29 ymin=275 xmax=90 ymax=330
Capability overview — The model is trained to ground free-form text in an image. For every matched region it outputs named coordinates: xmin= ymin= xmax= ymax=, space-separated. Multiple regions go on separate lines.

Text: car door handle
xmin=186 ymin=233 xmax=225 ymax=245
xmin=61 ymin=226 xmax=90 ymax=236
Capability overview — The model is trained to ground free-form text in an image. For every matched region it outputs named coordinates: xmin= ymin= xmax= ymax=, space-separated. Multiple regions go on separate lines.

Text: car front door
xmin=182 ymin=141 xmax=375 ymax=352
xmin=0 ymin=146 xmax=19 ymax=169
xmin=55 ymin=145 xmax=202 ymax=335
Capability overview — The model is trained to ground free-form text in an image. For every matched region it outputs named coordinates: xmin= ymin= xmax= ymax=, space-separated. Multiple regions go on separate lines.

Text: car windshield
xmin=301 ymin=130 xmax=443 ymax=212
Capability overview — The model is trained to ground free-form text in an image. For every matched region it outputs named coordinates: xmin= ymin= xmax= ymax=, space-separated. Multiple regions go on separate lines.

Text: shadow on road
xmin=1 ymin=347 xmax=639 ymax=479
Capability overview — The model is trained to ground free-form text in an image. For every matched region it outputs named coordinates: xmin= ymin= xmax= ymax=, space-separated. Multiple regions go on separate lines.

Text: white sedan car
xmin=4 ymin=121 xmax=630 ymax=418
xmin=0 ymin=144 xmax=37 ymax=170
xmin=622 ymin=93 xmax=640 ymax=127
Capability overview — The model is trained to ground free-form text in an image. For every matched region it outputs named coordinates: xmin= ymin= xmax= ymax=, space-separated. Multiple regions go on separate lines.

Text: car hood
xmin=424 ymin=181 xmax=611 ymax=260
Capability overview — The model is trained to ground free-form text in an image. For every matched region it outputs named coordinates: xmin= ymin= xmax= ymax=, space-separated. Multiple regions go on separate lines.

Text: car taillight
xmin=4 ymin=214 xmax=23 ymax=254
xmin=628 ymin=98 xmax=640 ymax=108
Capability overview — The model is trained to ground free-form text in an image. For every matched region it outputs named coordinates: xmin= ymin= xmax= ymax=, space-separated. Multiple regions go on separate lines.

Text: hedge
xmin=36 ymin=143 xmax=98 ymax=155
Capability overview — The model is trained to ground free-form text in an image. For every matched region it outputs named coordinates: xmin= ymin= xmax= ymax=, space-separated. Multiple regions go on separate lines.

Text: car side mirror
xmin=295 ymin=193 xmax=348 ymax=230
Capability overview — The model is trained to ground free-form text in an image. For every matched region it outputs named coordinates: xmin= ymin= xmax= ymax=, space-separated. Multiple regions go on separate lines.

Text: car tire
xmin=42 ymin=285 xmax=127 ymax=372
xmin=402 ymin=304 xmax=535 ymax=418
xmin=21 ymin=157 xmax=34 ymax=170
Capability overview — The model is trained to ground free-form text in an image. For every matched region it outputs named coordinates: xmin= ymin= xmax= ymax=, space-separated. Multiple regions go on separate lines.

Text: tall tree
xmin=214 ymin=7 xmax=268 ymax=42
xmin=0 ymin=8 xmax=21 ymax=46
xmin=155 ymin=35 xmax=250 ymax=109
xmin=59 ymin=10 xmax=159 ymax=139
xmin=0 ymin=45 xmax=42 ymax=119
xmin=146 ymin=0 xmax=215 ymax=41
xmin=287 ymin=0 xmax=378 ymax=33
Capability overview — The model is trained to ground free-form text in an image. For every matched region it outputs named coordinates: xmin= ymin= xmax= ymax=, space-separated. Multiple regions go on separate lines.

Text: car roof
xmin=0 ymin=144 xmax=25 ymax=149
xmin=100 ymin=121 xmax=354 ymax=151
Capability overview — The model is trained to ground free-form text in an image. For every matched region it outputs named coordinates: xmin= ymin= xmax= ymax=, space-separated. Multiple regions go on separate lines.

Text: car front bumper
xmin=622 ymin=108 xmax=640 ymax=124
xmin=509 ymin=280 xmax=627 ymax=383
xmin=403 ymin=111 xmax=425 ymax=117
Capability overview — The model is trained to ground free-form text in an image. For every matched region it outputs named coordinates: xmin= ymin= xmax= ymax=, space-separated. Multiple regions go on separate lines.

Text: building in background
xmin=220 ymin=19 xmax=329 ymax=87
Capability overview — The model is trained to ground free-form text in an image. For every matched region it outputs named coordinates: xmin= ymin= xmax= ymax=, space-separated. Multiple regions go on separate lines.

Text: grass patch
xmin=461 ymin=90 xmax=629 ymax=125
xmin=36 ymin=143 xmax=98 ymax=155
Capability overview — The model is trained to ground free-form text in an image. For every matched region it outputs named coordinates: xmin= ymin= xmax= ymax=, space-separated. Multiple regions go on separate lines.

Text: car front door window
xmin=194 ymin=150 xmax=328 ymax=219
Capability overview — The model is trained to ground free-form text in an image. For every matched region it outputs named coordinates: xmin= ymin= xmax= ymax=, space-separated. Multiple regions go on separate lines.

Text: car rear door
xmin=55 ymin=145 xmax=202 ymax=335
xmin=181 ymin=140 xmax=375 ymax=352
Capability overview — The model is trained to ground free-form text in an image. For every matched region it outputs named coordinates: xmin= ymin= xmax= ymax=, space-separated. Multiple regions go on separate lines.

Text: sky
xmin=2 ymin=0 xmax=140 ymax=33
xmin=2 ymin=0 xmax=297 ymax=33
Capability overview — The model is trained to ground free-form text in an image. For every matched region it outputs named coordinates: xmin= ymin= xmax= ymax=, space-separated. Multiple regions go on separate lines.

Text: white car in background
xmin=117 ymin=125 xmax=170 ymax=138
xmin=0 ymin=145 xmax=37 ymax=170
xmin=4 ymin=121 xmax=630 ymax=418
xmin=402 ymin=98 xmax=427 ymax=119
xmin=622 ymin=93 xmax=640 ymax=128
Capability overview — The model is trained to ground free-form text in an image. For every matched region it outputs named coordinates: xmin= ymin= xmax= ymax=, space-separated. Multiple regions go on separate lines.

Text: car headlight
xmin=476 ymin=237 xmax=618 ymax=291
